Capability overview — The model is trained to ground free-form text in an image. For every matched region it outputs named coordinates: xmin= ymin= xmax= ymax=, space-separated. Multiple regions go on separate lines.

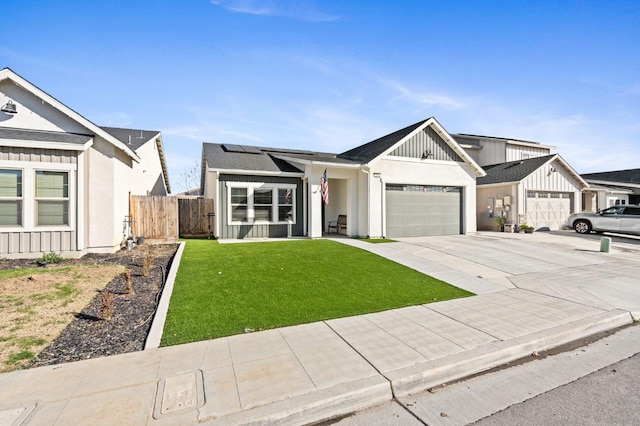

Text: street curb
xmin=386 ymin=309 xmax=633 ymax=397
xmin=201 ymin=375 xmax=391 ymax=425
xmin=145 ymin=241 xmax=186 ymax=349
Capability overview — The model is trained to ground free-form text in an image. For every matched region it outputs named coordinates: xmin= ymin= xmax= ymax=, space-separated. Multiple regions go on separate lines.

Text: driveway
xmin=387 ymin=231 xmax=640 ymax=319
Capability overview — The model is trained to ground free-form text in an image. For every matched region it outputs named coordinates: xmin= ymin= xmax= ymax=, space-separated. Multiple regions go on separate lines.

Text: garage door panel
xmin=386 ymin=185 xmax=461 ymax=237
xmin=526 ymin=191 xmax=572 ymax=230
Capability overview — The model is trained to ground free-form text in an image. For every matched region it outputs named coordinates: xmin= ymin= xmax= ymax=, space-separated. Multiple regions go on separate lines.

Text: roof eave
xmin=0 ymin=68 xmax=141 ymax=162
xmin=207 ymin=167 xmax=304 ymax=177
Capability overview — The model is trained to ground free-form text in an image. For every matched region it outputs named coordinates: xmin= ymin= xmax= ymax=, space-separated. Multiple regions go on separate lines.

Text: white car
xmin=566 ymin=205 xmax=640 ymax=236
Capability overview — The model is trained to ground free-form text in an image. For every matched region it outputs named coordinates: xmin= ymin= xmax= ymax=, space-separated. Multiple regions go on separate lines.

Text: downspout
xmin=380 ymin=175 xmax=385 ymax=238
xmin=214 ymin=171 xmax=220 ymax=239
xmin=303 ymin=177 xmax=308 ymax=237
xmin=362 ymin=166 xmax=370 ymax=238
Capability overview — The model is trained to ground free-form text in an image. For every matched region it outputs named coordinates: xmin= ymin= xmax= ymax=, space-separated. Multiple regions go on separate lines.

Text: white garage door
xmin=526 ymin=191 xmax=572 ymax=230
xmin=386 ymin=184 xmax=462 ymax=237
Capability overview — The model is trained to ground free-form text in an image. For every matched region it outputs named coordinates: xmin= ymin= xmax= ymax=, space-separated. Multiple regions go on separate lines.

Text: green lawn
xmin=161 ymin=239 xmax=473 ymax=346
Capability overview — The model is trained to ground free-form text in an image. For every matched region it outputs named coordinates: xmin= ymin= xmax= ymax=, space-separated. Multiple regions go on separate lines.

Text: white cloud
xmin=376 ymin=77 xmax=468 ymax=110
xmin=210 ymin=0 xmax=340 ymax=22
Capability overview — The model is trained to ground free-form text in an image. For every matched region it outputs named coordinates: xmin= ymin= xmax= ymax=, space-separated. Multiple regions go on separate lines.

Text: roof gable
xmin=0 ymin=67 xmax=140 ymax=162
xmin=478 ymin=154 xmax=588 ymax=188
xmin=338 ymin=117 xmax=485 ymax=176
xmin=338 ymin=119 xmax=427 ymax=163
xmin=389 ymin=125 xmax=464 ymax=162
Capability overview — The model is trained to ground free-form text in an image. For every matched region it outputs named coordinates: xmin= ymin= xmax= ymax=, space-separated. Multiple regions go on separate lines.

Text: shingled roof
xmin=0 ymin=127 xmax=93 ymax=145
xmin=477 ymin=155 xmax=556 ymax=185
xmin=202 ymin=143 xmax=305 ymax=173
xmin=100 ymin=127 xmax=160 ymax=151
xmin=581 ymin=168 xmax=640 ymax=185
xmin=337 ymin=119 xmax=429 ymax=163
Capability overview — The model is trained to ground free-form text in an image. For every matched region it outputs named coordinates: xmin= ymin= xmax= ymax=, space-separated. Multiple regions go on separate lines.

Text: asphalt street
xmin=475 ymin=352 xmax=640 ymax=425
xmin=328 ymin=289 xmax=640 ymax=426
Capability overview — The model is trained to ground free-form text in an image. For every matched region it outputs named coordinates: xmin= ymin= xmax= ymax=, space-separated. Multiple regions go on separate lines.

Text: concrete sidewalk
xmin=1 ymin=232 xmax=639 ymax=425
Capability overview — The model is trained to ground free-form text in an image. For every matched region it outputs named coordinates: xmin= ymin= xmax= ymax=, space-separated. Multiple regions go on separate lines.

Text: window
xmin=230 ymin=187 xmax=248 ymax=222
xmin=227 ymin=183 xmax=296 ymax=224
xmin=254 ymin=188 xmax=273 ymax=221
xmin=36 ymin=171 xmax=69 ymax=226
xmin=278 ymin=188 xmax=293 ymax=221
xmin=0 ymin=169 xmax=22 ymax=226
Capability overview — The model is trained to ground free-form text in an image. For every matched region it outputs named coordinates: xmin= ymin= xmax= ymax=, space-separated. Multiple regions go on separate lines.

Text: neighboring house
xmin=453 ymin=134 xmax=588 ymax=231
xmin=453 ymin=134 xmax=556 ymax=166
xmin=475 ymin=155 xmax=588 ymax=231
xmin=0 ymin=68 xmax=170 ymax=258
xmin=581 ymin=168 xmax=640 ymax=211
xmin=201 ymin=117 xmax=485 ymax=239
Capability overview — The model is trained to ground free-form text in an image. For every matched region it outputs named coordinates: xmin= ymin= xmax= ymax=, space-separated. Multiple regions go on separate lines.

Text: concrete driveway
xmin=384 ymin=231 xmax=640 ymax=319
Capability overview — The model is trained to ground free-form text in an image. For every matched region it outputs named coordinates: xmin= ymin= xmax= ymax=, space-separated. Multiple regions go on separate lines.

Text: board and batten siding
xmin=0 ymin=231 xmax=77 ymax=254
xmin=522 ymin=162 xmax=581 ymax=193
xmin=389 ymin=127 xmax=463 ymax=162
xmin=0 ymin=147 xmax=78 ymax=164
xmin=506 ymin=145 xmax=550 ymax=162
xmin=0 ymin=147 xmax=78 ymax=256
xmin=218 ymin=174 xmax=304 ymax=239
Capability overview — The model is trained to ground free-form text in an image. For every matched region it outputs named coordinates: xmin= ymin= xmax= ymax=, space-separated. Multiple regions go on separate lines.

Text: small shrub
xmin=100 ymin=290 xmax=115 ymax=320
xmin=142 ymin=249 xmax=153 ymax=277
xmin=124 ymin=269 xmax=134 ymax=295
xmin=37 ymin=252 xmax=65 ymax=266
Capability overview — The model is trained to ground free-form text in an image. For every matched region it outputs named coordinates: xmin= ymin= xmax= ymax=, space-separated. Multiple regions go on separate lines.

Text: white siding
xmin=506 ymin=145 xmax=551 ymax=162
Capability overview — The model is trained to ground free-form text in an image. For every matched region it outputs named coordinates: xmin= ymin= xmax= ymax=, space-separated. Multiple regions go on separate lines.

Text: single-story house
xmin=580 ymin=168 xmax=640 ymax=211
xmin=201 ymin=117 xmax=485 ymax=239
xmin=0 ymin=68 xmax=170 ymax=257
xmin=476 ymin=154 xmax=588 ymax=231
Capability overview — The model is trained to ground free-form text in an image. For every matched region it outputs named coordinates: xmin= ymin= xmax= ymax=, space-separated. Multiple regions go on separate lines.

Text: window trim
xmin=0 ymin=168 xmax=23 ymax=227
xmin=0 ymin=161 xmax=75 ymax=232
xmin=226 ymin=182 xmax=296 ymax=225
xmin=35 ymin=170 xmax=70 ymax=227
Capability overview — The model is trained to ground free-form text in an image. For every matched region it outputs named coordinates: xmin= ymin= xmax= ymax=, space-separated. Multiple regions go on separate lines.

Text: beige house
xmin=453 ymin=134 xmax=588 ymax=231
xmin=0 ymin=68 xmax=170 ymax=258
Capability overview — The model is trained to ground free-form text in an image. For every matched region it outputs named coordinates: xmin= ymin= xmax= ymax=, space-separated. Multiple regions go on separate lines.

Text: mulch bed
xmin=1 ymin=243 xmax=179 ymax=368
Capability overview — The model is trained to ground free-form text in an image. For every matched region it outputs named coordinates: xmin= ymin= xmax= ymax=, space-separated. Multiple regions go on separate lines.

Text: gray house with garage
xmin=201 ymin=117 xmax=485 ymax=239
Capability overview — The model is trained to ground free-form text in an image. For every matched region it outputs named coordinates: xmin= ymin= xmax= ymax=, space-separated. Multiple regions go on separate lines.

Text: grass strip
xmin=162 ymin=239 xmax=472 ymax=345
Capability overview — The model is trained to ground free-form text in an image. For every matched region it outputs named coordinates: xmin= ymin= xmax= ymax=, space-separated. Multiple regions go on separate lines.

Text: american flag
xmin=284 ymin=188 xmax=291 ymax=204
xmin=320 ymin=169 xmax=329 ymax=205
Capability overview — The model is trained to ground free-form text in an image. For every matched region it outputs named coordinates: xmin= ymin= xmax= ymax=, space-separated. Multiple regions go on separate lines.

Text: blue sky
xmin=2 ymin=1 xmax=639 ymax=192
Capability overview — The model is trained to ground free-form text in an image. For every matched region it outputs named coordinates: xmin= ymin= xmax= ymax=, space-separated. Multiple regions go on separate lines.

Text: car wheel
xmin=574 ymin=220 xmax=591 ymax=234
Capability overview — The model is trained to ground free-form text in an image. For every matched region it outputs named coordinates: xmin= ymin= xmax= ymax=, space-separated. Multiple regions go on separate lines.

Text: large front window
xmin=0 ymin=169 xmax=22 ymax=226
xmin=227 ymin=183 xmax=295 ymax=224
xmin=36 ymin=171 xmax=69 ymax=226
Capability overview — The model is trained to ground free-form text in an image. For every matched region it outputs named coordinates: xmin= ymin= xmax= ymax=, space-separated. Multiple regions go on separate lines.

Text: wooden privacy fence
xmin=129 ymin=195 xmax=179 ymax=242
xmin=129 ymin=195 xmax=215 ymax=241
xmin=179 ymin=198 xmax=215 ymax=237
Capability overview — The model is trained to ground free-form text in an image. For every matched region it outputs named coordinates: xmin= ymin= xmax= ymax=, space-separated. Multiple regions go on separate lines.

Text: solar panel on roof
xmin=241 ymin=145 xmax=262 ymax=154
xmin=222 ymin=144 xmax=245 ymax=153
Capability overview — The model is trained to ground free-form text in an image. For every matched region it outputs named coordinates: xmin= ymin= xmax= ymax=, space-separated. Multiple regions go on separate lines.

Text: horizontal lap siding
xmin=219 ymin=175 xmax=304 ymax=239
